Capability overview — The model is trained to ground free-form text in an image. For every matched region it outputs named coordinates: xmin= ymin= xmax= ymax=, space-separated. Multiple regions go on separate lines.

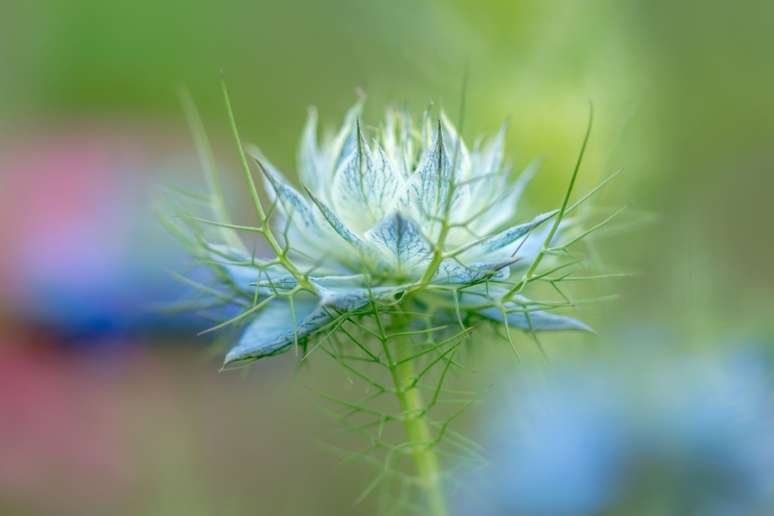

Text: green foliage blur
xmin=5 ymin=0 xmax=771 ymax=339
xmin=1 ymin=0 xmax=772 ymax=514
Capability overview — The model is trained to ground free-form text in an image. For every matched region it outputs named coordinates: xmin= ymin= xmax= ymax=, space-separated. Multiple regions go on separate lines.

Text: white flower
xmin=190 ymin=101 xmax=590 ymax=367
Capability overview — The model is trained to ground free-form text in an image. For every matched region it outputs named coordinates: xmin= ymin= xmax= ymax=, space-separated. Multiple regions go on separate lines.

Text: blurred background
xmin=1 ymin=1 xmax=772 ymax=514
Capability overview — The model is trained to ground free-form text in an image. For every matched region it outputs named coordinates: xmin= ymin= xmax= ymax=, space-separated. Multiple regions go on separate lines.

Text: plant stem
xmin=383 ymin=327 xmax=448 ymax=516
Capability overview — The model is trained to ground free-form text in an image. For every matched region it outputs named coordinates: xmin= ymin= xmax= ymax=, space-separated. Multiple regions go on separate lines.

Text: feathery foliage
xmin=163 ymin=83 xmax=618 ymax=514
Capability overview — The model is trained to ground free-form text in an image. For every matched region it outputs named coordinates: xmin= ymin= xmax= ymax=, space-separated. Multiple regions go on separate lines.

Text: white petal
xmin=311 ymin=275 xmax=407 ymax=310
xmin=365 ymin=212 xmax=433 ymax=274
xmin=404 ymin=123 xmax=453 ymax=224
xmin=224 ymin=292 xmax=331 ymax=366
xmin=297 ymin=107 xmax=326 ymax=192
xmin=249 ymin=150 xmax=320 ymax=233
xmin=205 ymin=244 xmax=296 ymax=295
xmin=466 ymin=210 xmax=558 ymax=258
xmin=331 ymin=132 xmax=402 ymax=231
xmin=433 ymin=257 xmax=519 ymax=284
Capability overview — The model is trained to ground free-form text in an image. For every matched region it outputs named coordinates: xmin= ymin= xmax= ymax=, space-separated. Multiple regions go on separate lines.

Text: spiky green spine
xmin=162 ymin=82 xmax=623 ymax=513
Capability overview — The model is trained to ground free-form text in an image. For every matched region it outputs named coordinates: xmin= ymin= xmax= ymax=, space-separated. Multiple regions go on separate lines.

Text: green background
xmin=1 ymin=1 xmax=771 ymax=514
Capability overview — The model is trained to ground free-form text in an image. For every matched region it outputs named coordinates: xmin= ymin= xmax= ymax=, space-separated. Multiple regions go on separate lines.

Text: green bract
xmin=177 ymin=99 xmax=592 ymax=368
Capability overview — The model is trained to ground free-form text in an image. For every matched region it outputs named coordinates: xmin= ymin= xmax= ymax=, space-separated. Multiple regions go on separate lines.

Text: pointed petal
xmin=454 ymin=286 xmax=592 ymax=332
xmin=382 ymin=107 xmax=414 ymax=179
xmin=475 ymin=122 xmax=506 ymax=178
xmin=478 ymin=305 xmax=592 ymax=332
xmin=471 ymin=210 xmax=558 ymax=256
xmin=305 ymin=187 xmax=366 ymax=249
xmin=365 ymin=212 xmax=432 ymax=272
xmin=206 ymin=244 xmax=297 ymax=295
xmin=330 ymin=99 xmax=364 ymax=173
xmin=467 ymin=161 xmax=538 ymax=236
xmin=433 ymin=257 xmax=518 ymax=284
xmin=406 ymin=122 xmax=453 ymax=220
xmin=224 ymin=292 xmax=332 ymax=366
xmin=440 ymin=110 xmax=471 ymax=180
xmin=331 ymin=133 xmax=402 ymax=229
xmin=311 ymin=275 xmax=407 ymax=311
xmin=248 ymin=151 xmax=321 ymax=234
xmin=298 ymin=107 xmax=324 ymax=191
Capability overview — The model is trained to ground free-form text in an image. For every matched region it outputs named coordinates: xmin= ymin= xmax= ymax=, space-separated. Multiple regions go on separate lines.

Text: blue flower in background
xmin=453 ymin=344 xmax=774 ymax=515
xmin=0 ymin=128 xmax=206 ymax=340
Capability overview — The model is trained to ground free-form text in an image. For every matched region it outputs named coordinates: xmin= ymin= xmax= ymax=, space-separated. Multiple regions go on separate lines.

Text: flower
xmin=180 ymin=100 xmax=590 ymax=367
xmin=451 ymin=343 xmax=774 ymax=515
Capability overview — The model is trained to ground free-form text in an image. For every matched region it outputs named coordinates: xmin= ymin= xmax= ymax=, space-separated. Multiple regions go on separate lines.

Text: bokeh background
xmin=1 ymin=1 xmax=772 ymax=515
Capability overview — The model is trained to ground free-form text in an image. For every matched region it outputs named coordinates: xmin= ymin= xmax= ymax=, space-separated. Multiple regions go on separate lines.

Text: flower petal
xmin=205 ymin=244 xmax=297 ymax=295
xmin=224 ymin=292 xmax=332 ymax=367
xmin=297 ymin=107 xmax=326 ymax=192
xmin=248 ymin=149 xmax=321 ymax=233
xmin=469 ymin=209 xmax=558 ymax=256
xmin=331 ymin=132 xmax=402 ymax=231
xmin=479 ymin=305 xmax=592 ymax=332
xmin=382 ymin=108 xmax=415 ymax=179
xmin=405 ymin=122 xmax=454 ymax=221
xmin=311 ymin=275 xmax=407 ymax=311
xmin=434 ymin=257 xmax=519 ymax=284
xmin=329 ymin=99 xmax=364 ymax=179
xmin=305 ymin=187 xmax=367 ymax=248
xmin=365 ymin=212 xmax=432 ymax=273
xmin=455 ymin=286 xmax=592 ymax=332
xmin=440 ymin=111 xmax=471 ymax=180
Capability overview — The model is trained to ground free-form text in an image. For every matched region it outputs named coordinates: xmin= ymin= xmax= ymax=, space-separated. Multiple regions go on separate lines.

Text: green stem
xmin=383 ymin=326 xmax=448 ymax=516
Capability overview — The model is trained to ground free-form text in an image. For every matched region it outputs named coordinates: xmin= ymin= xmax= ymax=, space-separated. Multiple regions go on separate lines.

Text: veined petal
xmin=508 ymin=218 xmax=576 ymax=267
xmin=470 ymin=161 xmax=538 ymax=236
xmin=433 ymin=257 xmax=519 ymax=285
xmin=298 ymin=107 xmax=325 ymax=192
xmin=205 ymin=244 xmax=296 ymax=295
xmin=311 ymin=275 xmax=407 ymax=311
xmin=440 ymin=111 xmax=471 ymax=180
xmin=248 ymin=149 xmax=320 ymax=233
xmin=467 ymin=210 xmax=558 ymax=257
xmin=456 ymin=286 xmax=592 ymax=332
xmin=305 ymin=187 xmax=367 ymax=248
xmin=331 ymin=131 xmax=402 ymax=231
xmin=224 ymin=292 xmax=332 ymax=366
xmin=329 ymin=99 xmax=364 ymax=177
xmin=365 ymin=212 xmax=432 ymax=273
xmin=478 ymin=304 xmax=592 ymax=332
xmin=473 ymin=122 xmax=506 ymax=179
xmin=405 ymin=122 xmax=453 ymax=221
xmin=382 ymin=108 xmax=414 ymax=179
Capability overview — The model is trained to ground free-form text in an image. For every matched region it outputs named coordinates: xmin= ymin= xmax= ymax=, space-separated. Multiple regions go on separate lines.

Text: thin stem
xmin=505 ymin=102 xmax=593 ymax=299
xmin=220 ymin=80 xmax=312 ymax=290
xmin=382 ymin=317 xmax=448 ymax=516
xmin=179 ymin=87 xmax=246 ymax=252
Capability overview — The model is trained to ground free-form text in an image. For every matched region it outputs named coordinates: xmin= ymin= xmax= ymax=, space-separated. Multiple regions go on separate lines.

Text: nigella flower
xmin=451 ymin=343 xmax=774 ymax=515
xmin=176 ymin=98 xmax=592 ymax=368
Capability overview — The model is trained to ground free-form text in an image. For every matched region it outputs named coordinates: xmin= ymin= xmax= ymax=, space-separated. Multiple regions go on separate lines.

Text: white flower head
xmin=174 ymin=98 xmax=594 ymax=367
